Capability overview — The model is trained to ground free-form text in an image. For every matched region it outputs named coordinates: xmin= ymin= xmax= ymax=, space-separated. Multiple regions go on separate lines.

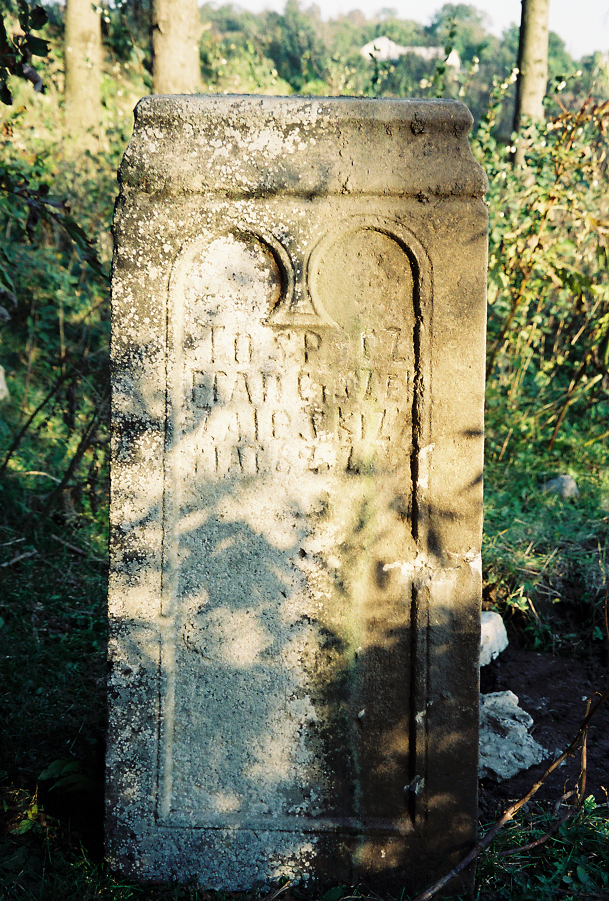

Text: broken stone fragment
xmin=480 ymin=611 xmax=508 ymax=666
xmin=479 ymin=690 xmax=548 ymax=781
xmin=0 ymin=365 xmax=9 ymax=402
xmin=542 ymin=474 xmax=579 ymax=498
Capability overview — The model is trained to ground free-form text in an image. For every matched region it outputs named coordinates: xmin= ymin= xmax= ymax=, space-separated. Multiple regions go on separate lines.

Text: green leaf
xmin=39 ymin=758 xmax=91 ymax=792
xmin=322 ymin=888 xmax=347 ymax=901
xmin=62 ymin=215 xmax=89 ymax=248
xmin=39 ymin=758 xmax=81 ymax=780
xmin=0 ymin=266 xmax=16 ymax=302
xmin=16 ymin=0 xmax=29 ymax=32
xmin=25 ymin=35 xmax=48 ymax=58
xmin=0 ymin=79 xmax=12 ymax=105
xmin=49 ymin=773 xmax=91 ymax=792
xmin=576 ymin=865 xmax=592 ymax=886
xmin=10 ymin=817 xmax=34 ymax=834
xmin=29 ymin=5 xmax=48 ymax=29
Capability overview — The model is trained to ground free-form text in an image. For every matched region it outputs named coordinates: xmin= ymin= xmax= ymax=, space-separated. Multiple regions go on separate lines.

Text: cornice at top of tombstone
xmin=119 ymin=94 xmax=488 ymax=199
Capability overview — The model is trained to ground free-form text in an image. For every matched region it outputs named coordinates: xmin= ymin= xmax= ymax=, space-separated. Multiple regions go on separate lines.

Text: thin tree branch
xmin=0 ymin=365 xmax=73 ymax=478
xmin=499 ymin=701 xmax=589 ymax=858
xmin=36 ymin=393 xmax=108 ymax=525
xmin=49 ymin=533 xmax=107 ymax=563
xmin=498 ymin=806 xmax=575 ymax=857
xmin=0 ymin=550 xmax=37 ymax=567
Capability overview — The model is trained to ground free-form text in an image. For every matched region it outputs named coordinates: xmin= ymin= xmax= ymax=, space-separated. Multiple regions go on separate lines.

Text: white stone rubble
xmin=479 ymin=690 xmax=548 ymax=781
xmin=480 ymin=610 xmax=509 ymax=666
xmin=542 ymin=474 xmax=579 ymax=498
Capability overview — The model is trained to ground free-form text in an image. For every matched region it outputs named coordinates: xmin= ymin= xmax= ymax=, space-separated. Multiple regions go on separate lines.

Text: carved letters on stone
xmin=170 ymin=221 xmax=423 ymax=480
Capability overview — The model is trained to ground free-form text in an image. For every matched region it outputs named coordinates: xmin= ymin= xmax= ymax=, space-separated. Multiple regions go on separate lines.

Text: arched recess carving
xmin=305 ymin=216 xmax=432 ymax=335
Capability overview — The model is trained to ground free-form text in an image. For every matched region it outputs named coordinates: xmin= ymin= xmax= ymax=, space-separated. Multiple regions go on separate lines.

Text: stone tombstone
xmin=107 ymin=95 xmax=487 ymax=894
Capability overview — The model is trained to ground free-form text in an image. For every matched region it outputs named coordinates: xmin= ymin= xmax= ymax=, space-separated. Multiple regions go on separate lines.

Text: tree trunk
xmin=513 ymin=0 xmax=550 ymax=165
xmin=64 ymin=0 xmax=102 ymax=135
xmin=152 ymin=0 xmax=201 ymax=94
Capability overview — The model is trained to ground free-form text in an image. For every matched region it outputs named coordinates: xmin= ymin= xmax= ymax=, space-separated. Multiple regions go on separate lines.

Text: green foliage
xmin=200 ymin=31 xmax=292 ymax=95
xmin=425 ymin=3 xmax=494 ymax=64
xmin=482 ymin=93 xmax=609 ymax=454
xmin=0 ymin=3 xmax=608 ymax=899
xmin=264 ymin=0 xmax=330 ymax=93
xmin=192 ymin=0 xmax=604 ymax=125
xmin=0 ymin=41 xmax=121 ymax=831
xmin=477 ymin=798 xmax=609 ymax=900
xmin=200 ymin=2 xmax=299 ymax=94
xmin=474 ymin=72 xmax=609 ymax=649
xmin=0 ymin=125 xmax=113 ymax=532
xmin=39 ymin=758 xmax=94 ymax=792
xmin=483 ymin=448 xmax=609 ymax=652
xmin=0 ymin=0 xmax=49 ymax=104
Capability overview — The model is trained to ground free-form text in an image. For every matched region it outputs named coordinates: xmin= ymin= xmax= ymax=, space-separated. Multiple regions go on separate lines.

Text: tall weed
xmin=480 ymin=85 xmax=609 ymax=457
xmin=473 ymin=76 xmax=609 ymax=647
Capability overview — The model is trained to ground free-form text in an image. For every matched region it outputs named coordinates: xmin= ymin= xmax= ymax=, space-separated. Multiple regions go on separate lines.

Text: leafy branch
xmin=0 ymin=166 xmax=108 ymax=281
xmin=0 ymin=0 xmax=49 ymax=103
xmin=0 ymin=2 xmax=108 ymax=282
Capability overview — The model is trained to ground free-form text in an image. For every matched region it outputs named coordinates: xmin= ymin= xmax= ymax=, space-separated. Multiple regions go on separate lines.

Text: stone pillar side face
xmin=107 ymin=96 xmax=487 ymax=894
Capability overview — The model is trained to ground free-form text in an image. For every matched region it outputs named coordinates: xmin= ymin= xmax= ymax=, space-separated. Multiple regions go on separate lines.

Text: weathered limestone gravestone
xmin=107 ymin=96 xmax=487 ymax=894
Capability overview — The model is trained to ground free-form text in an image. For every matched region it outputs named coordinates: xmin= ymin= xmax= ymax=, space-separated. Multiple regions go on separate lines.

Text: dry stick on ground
xmin=260 ymin=881 xmax=292 ymax=901
xmin=578 ymin=700 xmax=589 ymax=804
xmin=49 ymin=533 xmax=107 ymax=563
xmin=0 ymin=549 xmax=37 ymax=568
xmin=410 ymin=684 xmax=609 ymax=901
xmin=498 ymin=699 xmax=590 ymax=858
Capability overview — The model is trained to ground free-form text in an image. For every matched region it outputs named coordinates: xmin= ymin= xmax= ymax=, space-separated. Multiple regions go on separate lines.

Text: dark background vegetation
xmin=0 ymin=0 xmax=608 ymax=898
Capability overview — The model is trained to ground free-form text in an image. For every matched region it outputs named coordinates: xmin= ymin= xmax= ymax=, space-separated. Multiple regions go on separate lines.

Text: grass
xmin=476 ymin=797 xmax=609 ymax=900
xmin=483 ymin=423 xmax=609 ymax=656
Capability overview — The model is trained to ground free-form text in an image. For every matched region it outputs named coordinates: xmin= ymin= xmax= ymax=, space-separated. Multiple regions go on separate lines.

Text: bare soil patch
xmin=479 ymin=643 xmax=609 ymax=818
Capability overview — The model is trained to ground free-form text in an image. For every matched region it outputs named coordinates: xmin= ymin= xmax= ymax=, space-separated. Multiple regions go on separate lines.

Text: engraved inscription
xmin=178 ymin=226 xmax=417 ymax=478
xmin=185 ymin=327 xmax=412 ymax=476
